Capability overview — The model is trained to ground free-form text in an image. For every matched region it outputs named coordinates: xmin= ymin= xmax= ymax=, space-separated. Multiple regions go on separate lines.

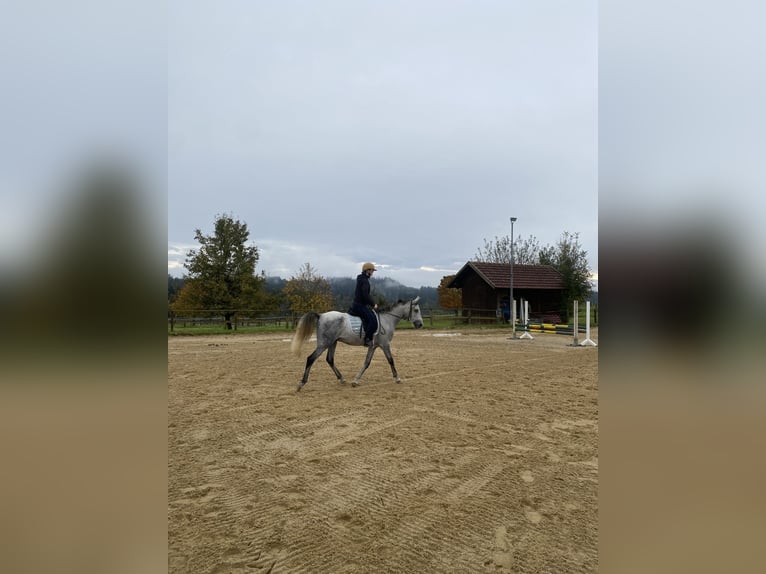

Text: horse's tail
xmin=291 ymin=312 xmax=320 ymax=356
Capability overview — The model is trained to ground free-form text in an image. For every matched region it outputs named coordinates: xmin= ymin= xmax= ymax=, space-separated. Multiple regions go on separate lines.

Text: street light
xmin=510 ymin=217 xmax=517 ymax=339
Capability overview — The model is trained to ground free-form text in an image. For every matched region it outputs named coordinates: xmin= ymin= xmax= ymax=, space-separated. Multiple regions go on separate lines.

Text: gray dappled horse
xmin=291 ymin=297 xmax=424 ymax=391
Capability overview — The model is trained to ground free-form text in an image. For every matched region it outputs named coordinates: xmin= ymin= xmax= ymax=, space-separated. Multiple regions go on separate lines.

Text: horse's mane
xmin=380 ymin=299 xmax=407 ymax=313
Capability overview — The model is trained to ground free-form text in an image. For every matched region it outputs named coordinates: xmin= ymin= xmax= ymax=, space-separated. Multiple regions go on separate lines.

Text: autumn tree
xmin=171 ymin=278 xmax=207 ymax=312
xmin=437 ymin=275 xmax=462 ymax=310
xmin=173 ymin=213 xmax=266 ymax=329
xmin=167 ymin=275 xmax=185 ymax=304
xmin=282 ymin=263 xmax=335 ymax=315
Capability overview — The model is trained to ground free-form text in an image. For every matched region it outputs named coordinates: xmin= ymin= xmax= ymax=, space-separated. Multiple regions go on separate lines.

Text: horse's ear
xmin=413 ymin=296 xmax=420 ymax=304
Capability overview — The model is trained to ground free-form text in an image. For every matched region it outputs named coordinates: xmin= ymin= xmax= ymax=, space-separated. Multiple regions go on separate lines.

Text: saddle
xmin=346 ymin=311 xmax=381 ymax=339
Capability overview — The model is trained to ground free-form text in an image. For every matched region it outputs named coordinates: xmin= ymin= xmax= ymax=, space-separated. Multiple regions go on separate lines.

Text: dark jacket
xmin=353 ymin=272 xmax=375 ymax=307
xmin=351 ymin=272 xmax=377 ymax=340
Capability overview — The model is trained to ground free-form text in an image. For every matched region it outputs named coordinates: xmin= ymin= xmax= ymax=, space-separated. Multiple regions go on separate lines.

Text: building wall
xmin=461 ymin=284 xmax=564 ymax=318
xmin=460 ymin=274 xmax=497 ymax=312
xmin=452 ymin=265 xmax=566 ymax=321
xmin=509 ymin=289 xmax=564 ymax=322
xmin=511 ymin=290 xmax=562 ymax=313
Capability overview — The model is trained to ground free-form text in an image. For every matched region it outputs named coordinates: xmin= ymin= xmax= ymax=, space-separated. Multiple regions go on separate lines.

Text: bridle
xmin=383 ymin=300 xmax=416 ymax=321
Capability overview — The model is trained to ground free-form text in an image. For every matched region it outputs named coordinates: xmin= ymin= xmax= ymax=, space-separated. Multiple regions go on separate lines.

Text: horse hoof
xmin=296 ymin=383 xmax=303 ymax=392
xmin=395 ymin=379 xmax=402 ymax=384
xmin=351 ymin=380 xmax=359 ymax=387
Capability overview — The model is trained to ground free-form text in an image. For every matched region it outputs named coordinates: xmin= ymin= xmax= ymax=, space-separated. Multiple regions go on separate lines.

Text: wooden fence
xmin=168 ymin=310 xmax=296 ymax=332
xmin=168 ymin=305 xmax=598 ymax=332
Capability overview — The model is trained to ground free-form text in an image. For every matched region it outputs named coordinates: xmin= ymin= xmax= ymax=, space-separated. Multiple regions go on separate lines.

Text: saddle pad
xmin=346 ymin=313 xmax=378 ymax=338
xmin=347 ymin=315 xmax=363 ymax=337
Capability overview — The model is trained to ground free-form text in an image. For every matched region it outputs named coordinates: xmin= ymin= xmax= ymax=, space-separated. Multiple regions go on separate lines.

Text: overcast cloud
xmin=168 ymin=0 xmax=598 ymax=288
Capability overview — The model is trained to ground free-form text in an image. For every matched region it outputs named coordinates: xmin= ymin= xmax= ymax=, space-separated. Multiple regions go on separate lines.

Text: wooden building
xmin=447 ymin=261 xmax=566 ymax=323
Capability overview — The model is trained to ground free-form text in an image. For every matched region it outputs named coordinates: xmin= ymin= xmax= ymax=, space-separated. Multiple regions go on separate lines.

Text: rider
xmin=351 ymin=262 xmax=378 ymax=347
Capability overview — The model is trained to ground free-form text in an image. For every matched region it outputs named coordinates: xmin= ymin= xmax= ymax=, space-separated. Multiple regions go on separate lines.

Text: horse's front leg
xmin=351 ymin=346 xmax=376 ymax=387
xmin=326 ymin=342 xmax=346 ymax=384
xmin=380 ymin=345 xmax=401 ymax=383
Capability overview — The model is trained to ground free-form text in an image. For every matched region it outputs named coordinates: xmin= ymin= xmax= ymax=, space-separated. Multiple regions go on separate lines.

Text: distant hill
xmin=174 ymin=274 xmax=441 ymax=310
xmin=264 ymin=276 xmax=286 ymax=294
xmin=327 ymin=276 xmax=439 ymax=311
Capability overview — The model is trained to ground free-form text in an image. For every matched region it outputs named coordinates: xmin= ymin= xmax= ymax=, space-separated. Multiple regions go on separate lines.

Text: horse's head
xmin=409 ymin=296 xmax=423 ymax=329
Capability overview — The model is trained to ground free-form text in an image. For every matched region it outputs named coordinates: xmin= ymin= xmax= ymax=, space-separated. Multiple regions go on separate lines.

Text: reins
xmin=382 ymin=300 xmax=414 ymax=321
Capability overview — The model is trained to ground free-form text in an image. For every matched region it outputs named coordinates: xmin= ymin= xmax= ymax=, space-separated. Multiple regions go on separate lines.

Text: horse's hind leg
xmin=326 ymin=342 xmax=346 ymax=384
xmin=298 ymin=345 xmax=326 ymax=391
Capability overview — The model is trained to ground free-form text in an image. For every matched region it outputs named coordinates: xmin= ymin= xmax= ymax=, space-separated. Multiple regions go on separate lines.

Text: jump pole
xmin=511 ymin=298 xmax=516 ymax=339
xmin=579 ymin=300 xmax=597 ymax=347
xmin=570 ymin=300 xmax=580 ymax=346
xmin=519 ymin=299 xmax=534 ymax=340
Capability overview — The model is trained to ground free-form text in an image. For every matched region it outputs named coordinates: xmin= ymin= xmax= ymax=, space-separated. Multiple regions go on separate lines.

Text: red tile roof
xmin=448 ymin=262 xmax=564 ymax=290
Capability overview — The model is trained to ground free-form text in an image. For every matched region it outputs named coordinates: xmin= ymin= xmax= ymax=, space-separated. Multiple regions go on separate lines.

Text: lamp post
xmin=510 ymin=217 xmax=517 ymax=339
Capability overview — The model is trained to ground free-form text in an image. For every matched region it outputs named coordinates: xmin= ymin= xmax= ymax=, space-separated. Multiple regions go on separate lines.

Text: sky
xmin=167 ymin=1 xmax=598 ymax=288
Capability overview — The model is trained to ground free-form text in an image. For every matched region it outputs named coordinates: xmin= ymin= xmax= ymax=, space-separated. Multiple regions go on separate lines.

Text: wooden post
xmin=571 ymin=301 xmax=579 ymax=346
xmin=580 ymin=301 xmax=597 ymax=346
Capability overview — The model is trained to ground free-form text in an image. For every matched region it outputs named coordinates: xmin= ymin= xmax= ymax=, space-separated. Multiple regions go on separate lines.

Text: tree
xmin=282 ymin=263 xmax=335 ymax=315
xmin=173 ymin=213 xmax=265 ymax=329
xmin=171 ymin=277 xmax=208 ymax=313
xmin=168 ymin=275 xmax=185 ymax=304
xmin=514 ymin=235 xmax=543 ymax=265
xmin=548 ymin=231 xmax=592 ymax=319
xmin=437 ymin=275 xmax=462 ymax=310
xmin=538 ymin=244 xmax=556 ymax=267
xmin=474 ymin=234 xmax=542 ymax=264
